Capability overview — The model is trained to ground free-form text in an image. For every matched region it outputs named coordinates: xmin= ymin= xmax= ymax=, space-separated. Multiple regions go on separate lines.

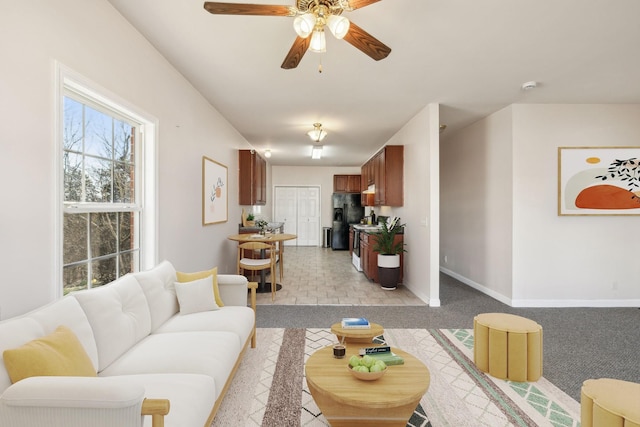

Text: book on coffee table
xmin=359 ymin=346 xmax=405 ymax=365
xmin=341 ymin=317 xmax=371 ymax=329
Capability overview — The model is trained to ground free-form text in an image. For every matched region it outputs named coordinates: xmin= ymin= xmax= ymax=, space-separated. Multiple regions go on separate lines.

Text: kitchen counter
xmin=352 ymin=224 xmax=382 ymax=232
xmin=352 ymin=224 xmax=404 ymax=234
xmin=239 ymin=222 xmax=284 ymax=234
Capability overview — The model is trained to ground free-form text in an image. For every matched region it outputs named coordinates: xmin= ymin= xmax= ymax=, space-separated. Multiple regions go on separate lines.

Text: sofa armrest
xmin=141 ymin=398 xmax=170 ymax=427
xmin=0 ymin=376 xmax=155 ymax=427
xmin=218 ymin=274 xmax=250 ymax=307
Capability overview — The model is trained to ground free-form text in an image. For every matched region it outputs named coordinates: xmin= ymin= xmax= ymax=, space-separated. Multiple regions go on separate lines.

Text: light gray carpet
xmin=255 ymin=273 xmax=640 ymax=401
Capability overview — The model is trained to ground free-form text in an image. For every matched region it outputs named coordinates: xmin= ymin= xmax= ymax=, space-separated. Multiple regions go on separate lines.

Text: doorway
xmin=274 ymin=186 xmax=321 ymax=246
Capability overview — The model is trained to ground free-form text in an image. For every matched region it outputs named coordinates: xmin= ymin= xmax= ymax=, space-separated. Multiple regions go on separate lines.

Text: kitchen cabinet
xmin=333 ymin=174 xmax=361 ymax=193
xmin=360 ymin=145 xmax=403 ymax=206
xmin=239 ymin=149 xmax=266 ymax=205
xmin=361 ymin=231 xmax=404 ymax=284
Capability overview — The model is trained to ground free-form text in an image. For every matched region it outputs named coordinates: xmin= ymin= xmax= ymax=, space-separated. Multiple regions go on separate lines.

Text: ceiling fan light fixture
xmin=293 ymin=13 xmax=316 ymax=38
xmin=309 ymin=28 xmax=326 ymax=53
xmin=311 ymin=145 xmax=323 ymax=159
xmin=327 ymin=15 xmax=350 ymax=39
xmin=307 ymin=123 xmax=327 ymax=142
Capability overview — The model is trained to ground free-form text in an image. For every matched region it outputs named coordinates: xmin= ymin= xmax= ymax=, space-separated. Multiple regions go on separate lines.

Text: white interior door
xmin=274 ymin=186 xmax=320 ymax=246
xmin=297 ymin=187 xmax=320 ymax=246
xmin=274 ymin=187 xmax=297 ymax=240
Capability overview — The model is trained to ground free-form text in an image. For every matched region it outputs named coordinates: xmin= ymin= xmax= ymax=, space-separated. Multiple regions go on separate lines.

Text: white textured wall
xmin=440 ymin=107 xmax=514 ymax=301
xmin=386 ymin=104 xmax=439 ymax=305
xmin=441 ymin=104 xmax=640 ymax=307
xmin=0 ymin=0 xmax=249 ymax=319
xmin=511 ymin=104 xmax=640 ymax=306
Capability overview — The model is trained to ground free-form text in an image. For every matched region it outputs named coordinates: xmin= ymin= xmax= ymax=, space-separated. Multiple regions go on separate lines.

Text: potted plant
xmin=255 ymin=219 xmax=269 ymax=235
xmin=372 ymin=218 xmax=405 ymax=290
xmin=245 ymin=213 xmax=255 ymax=227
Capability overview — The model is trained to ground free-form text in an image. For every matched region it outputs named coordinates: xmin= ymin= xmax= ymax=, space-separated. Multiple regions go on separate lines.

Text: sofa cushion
xmin=3 ymin=326 xmax=97 ymax=384
xmin=0 ymin=318 xmax=44 ymax=394
xmin=98 ymin=331 xmax=241 ymax=400
xmin=155 ymin=306 xmax=254 ymax=349
xmin=73 ymin=274 xmax=151 ymax=372
xmin=0 ymin=297 xmax=98 ymax=395
xmin=28 ymin=297 xmax=99 ymax=367
xmin=177 ymin=267 xmax=224 ymax=307
xmin=175 ymin=275 xmax=219 ymax=315
xmin=132 ymin=260 xmax=179 ymax=331
xmin=105 ymin=373 xmax=216 ymax=427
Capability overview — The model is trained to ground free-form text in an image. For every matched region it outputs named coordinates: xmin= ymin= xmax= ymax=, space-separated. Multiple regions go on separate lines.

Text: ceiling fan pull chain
xmin=318 ymin=56 xmax=323 ymax=73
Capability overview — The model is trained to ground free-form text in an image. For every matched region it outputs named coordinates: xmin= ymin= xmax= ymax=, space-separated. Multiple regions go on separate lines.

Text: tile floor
xmin=250 ymin=246 xmax=426 ymax=306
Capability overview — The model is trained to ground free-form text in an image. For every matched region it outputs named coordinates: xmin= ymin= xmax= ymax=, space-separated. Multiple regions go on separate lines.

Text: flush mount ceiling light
xmin=264 ymin=149 xmax=272 ymax=158
xmin=311 ymin=145 xmax=323 ymax=159
xmin=307 ymin=123 xmax=327 ymax=142
xmin=521 ymin=81 xmax=538 ymax=90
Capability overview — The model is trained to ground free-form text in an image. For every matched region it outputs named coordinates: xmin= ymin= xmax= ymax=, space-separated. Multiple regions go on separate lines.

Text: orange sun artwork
xmin=559 ymin=147 xmax=640 ymax=215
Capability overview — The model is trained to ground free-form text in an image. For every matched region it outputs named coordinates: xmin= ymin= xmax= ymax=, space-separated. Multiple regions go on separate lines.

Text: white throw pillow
xmin=174 ymin=275 xmax=219 ymax=315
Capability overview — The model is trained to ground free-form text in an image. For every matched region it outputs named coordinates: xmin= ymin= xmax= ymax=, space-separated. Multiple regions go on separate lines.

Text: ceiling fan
xmin=203 ymin=0 xmax=391 ymax=69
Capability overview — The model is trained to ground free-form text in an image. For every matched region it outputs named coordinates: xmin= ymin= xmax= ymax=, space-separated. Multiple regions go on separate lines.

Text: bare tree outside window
xmin=62 ymin=95 xmax=140 ymax=294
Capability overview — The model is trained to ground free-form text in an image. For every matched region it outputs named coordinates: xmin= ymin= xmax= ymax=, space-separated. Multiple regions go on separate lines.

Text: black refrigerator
xmin=331 ymin=193 xmax=364 ymax=250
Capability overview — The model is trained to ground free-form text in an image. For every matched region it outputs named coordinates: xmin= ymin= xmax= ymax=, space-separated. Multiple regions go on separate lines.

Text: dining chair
xmin=263 ymin=242 xmax=284 ymax=282
xmin=237 ymin=241 xmax=277 ymax=301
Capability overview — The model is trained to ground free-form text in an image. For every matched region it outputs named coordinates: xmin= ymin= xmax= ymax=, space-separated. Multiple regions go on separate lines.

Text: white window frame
xmin=54 ymin=63 xmax=158 ymax=297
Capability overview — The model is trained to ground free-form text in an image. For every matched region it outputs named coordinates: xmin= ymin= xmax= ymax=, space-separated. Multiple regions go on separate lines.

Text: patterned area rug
xmin=212 ymin=328 xmax=581 ymax=427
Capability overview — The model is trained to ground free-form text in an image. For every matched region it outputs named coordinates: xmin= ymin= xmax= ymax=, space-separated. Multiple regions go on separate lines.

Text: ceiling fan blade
xmin=281 ymin=36 xmax=311 ymax=69
xmin=347 ymin=0 xmax=381 ymax=10
xmin=343 ymin=21 xmax=391 ymax=61
xmin=203 ymin=2 xmax=295 ymax=16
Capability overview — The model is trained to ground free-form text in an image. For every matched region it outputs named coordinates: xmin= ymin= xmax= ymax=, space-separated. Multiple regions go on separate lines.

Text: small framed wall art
xmin=202 ymin=156 xmax=228 ymax=225
xmin=558 ymin=146 xmax=640 ymax=216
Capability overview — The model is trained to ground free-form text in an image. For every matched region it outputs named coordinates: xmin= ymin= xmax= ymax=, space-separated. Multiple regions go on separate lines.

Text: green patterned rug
xmin=212 ymin=328 xmax=581 ymax=427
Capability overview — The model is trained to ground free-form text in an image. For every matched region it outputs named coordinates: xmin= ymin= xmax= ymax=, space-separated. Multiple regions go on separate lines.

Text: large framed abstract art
xmin=558 ymin=146 xmax=640 ymax=216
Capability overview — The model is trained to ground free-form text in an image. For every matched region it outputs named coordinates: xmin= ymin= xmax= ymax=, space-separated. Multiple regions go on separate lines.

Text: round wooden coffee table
xmin=305 ymin=345 xmax=430 ymax=427
xmin=330 ymin=322 xmax=384 ymax=344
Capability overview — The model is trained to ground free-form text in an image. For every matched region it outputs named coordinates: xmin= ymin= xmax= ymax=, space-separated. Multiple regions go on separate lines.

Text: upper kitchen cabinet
xmin=238 ymin=149 xmax=266 ymax=205
xmin=333 ymin=174 xmax=361 ymax=193
xmin=361 ymin=145 xmax=403 ymax=206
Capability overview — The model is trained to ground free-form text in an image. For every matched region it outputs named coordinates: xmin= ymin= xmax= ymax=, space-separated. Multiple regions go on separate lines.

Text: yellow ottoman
xmin=473 ymin=313 xmax=543 ymax=382
xmin=581 ymin=378 xmax=640 ymax=427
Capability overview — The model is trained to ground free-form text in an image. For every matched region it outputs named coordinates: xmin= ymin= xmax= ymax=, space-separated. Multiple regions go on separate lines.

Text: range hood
xmin=362 ymin=184 xmax=375 ymax=194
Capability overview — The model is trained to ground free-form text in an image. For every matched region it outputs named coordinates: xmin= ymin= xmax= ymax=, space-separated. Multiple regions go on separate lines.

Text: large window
xmin=60 ymin=74 xmax=155 ymax=295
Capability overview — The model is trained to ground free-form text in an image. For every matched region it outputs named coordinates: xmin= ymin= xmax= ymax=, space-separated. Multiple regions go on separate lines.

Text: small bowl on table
xmin=347 ymin=364 xmax=387 ymax=381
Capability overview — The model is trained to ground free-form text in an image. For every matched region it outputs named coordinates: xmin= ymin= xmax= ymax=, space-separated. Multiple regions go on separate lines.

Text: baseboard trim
xmin=440 ymin=267 xmax=640 ymax=308
xmin=510 ymin=299 xmax=640 ymax=308
xmin=440 ymin=267 xmax=513 ymax=306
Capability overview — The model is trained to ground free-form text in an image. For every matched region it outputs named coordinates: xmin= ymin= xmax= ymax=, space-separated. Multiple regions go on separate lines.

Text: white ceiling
xmin=107 ymin=0 xmax=640 ymax=167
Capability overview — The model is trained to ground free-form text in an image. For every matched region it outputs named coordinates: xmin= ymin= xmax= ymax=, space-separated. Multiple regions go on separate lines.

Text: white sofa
xmin=0 ymin=260 xmax=257 ymax=427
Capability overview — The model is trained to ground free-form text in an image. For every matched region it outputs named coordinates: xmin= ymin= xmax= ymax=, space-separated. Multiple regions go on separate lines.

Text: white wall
xmin=440 ymin=107 xmax=514 ymax=302
xmin=386 ymin=105 xmax=439 ymax=305
xmin=0 ymin=0 xmax=250 ymax=319
xmin=441 ymin=104 xmax=640 ymax=307
xmin=511 ymin=104 xmax=640 ymax=306
xmin=271 ymin=166 xmax=361 ymax=229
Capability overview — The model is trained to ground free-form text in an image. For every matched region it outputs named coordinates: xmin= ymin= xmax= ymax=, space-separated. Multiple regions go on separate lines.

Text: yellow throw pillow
xmin=3 ymin=325 xmax=97 ymax=384
xmin=176 ymin=266 xmax=224 ymax=307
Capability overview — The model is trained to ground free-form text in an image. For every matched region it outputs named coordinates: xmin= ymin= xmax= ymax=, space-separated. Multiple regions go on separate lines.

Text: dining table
xmin=227 ymin=232 xmax=297 ymax=293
